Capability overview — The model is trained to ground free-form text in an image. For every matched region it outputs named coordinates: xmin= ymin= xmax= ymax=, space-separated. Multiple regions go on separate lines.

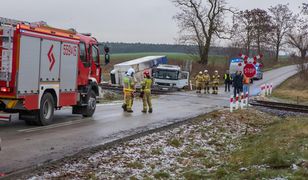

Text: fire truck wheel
xmin=82 ymin=90 xmax=96 ymax=117
xmin=37 ymin=93 xmax=55 ymax=126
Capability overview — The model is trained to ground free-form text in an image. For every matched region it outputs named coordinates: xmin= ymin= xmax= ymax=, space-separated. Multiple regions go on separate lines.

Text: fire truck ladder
xmin=0 ymin=25 xmax=14 ymax=86
xmin=0 ymin=17 xmax=29 ymax=27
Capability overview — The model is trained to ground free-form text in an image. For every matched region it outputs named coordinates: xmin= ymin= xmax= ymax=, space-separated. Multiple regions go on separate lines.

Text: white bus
xmin=110 ymin=56 xmax=167 ymax=86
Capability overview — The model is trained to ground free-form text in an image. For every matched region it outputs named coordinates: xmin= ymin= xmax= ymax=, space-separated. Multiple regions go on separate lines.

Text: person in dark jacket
xmin=233 ymin=71 xmax=243 ymax=97
xmin=224 ymin=70 xmax=232 ymax=92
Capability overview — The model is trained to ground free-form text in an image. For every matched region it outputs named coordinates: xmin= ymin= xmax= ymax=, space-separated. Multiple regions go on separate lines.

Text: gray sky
xmin=0 ymin=0 xmax=304 ymax=44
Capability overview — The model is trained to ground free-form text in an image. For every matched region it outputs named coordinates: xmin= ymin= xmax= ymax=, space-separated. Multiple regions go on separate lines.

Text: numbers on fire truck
xmin=63 ymin=44 xmax=77 ymax=56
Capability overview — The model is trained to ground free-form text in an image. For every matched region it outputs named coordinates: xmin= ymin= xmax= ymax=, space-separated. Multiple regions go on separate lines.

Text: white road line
xmin=18 ymin=118 xmax=92 ymax=133
xmin=97 ymin=101 xmax=123 ymax=107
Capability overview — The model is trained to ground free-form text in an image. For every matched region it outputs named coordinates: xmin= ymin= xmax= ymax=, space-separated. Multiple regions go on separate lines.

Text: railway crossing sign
xmin=243 ymin=63 xmax=256 ymax=78
xmin=239 ymin=53 xmax=263 ymax=78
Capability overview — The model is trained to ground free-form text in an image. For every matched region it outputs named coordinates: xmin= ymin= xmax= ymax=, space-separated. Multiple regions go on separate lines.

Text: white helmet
xmin=204 ymin=70 xmax=208 ymax=73
xmin=127 ymin=68 xmax=135 ymax=76
xmin=199 ymin=71 xmax=203 ymax=74
xmin=215 ymin=70 xmax=218 ymax=73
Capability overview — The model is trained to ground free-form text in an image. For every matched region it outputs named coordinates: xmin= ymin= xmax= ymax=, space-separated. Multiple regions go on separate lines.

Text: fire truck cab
xmin=0 ymin=17 xmax=102 ymax=126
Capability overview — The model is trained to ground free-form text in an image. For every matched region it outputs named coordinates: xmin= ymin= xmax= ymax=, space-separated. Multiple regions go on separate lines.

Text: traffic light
xmin=104 ymin=46 xmax=110 ymax=65
xmin=104 ymin=46 xmax=110 ymax=54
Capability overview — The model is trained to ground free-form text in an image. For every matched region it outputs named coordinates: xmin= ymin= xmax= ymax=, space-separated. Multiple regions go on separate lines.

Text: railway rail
xmin=250 ymin=100 xmax=308 ymax=113
xmin=100 ymin=84 xmax=179 ymax=95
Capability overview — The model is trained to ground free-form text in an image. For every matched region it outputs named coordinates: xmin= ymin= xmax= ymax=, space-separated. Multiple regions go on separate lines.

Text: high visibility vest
xmin=243 ymin=76 xmax=250 ymax=84
xmin=224 ymin=74 xmax=232 ymax=81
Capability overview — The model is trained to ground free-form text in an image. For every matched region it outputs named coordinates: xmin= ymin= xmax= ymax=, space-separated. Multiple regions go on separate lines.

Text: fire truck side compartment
xmin=60 ymin=42 xmax=78 ymax=92
xmin=40 ymin=39 xmax=61 ymax=82
xmin=17 ymin=35 xmax=40 ymax=94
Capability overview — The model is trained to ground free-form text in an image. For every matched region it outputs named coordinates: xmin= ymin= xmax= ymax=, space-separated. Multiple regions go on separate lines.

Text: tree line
xmin=98 ymin=42 xmax=251 ymax=56
xmin=172 ymin=0 xmax=308 ymax=64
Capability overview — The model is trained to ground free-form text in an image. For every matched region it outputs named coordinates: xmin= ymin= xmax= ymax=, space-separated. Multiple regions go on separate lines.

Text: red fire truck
xmin=0 ymin=17 xmax=102 ymax=125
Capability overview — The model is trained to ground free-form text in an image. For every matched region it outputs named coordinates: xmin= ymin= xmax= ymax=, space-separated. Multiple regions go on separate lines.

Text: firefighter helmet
xmin=127 ymin=68 xmax=135 ymax=76
xmin=143 ymin=70 xmax=150 ymax=77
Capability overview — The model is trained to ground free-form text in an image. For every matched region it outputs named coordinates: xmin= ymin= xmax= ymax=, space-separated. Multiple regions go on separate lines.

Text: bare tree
xmin=287 ymin=4 xmax=308 ymax=80
xmin=233 ymin=10 xmax=255 ymax=56
xmin=303 ymin=3 xmax=308 ymax=13
xmin=250 ymin=9 xmax=272 ymax=55
xmin=287 ymin=5 xmax=308 ymax=60
xmin=172 ymin=0 xmax=233 ymax=65
xmin=233 ymin=9 xmax=272 ymax=56
xmin=269 ymin=4 xmax=296 ymax=62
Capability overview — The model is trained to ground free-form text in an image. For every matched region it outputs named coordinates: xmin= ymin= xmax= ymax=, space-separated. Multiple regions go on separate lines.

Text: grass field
xmin=218 ymin=114 xmax=308 ymax=179
xmin=106 ymin=52 xmax=227 ymax=64
xmin=272 ymin=73 xmax=308 ymax=104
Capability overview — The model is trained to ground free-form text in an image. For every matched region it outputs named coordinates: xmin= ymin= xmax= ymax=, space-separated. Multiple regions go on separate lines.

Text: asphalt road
xmin=0 ymin=65 xmax=298 ymax=174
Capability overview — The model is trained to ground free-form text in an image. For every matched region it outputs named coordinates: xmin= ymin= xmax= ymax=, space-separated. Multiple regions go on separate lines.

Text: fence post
xmin=235 ymin=94 xmax=239 ymax=110
xmin=270 ymin=83 xmax=273 ymax=95
xmin=240 ymin=92 xmax=244 ymax=109
xmin=245 ymin=92 xmax=249 ymax=107
xmin=230 ymin=95 xmax=234 ymax=113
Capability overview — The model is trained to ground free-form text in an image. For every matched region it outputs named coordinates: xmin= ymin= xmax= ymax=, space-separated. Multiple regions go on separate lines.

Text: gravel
xmin=23 ymin=109 xmax=275 ymax=180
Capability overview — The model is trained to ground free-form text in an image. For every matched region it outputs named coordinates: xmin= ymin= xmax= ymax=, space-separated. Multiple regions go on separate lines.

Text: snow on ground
xmin=26 ymin=109 xmax=272 ymax=179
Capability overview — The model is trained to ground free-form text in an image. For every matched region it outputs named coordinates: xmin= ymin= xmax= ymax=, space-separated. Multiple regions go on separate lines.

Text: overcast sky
xmin=0 ymin=0 xmax=304 ymax=44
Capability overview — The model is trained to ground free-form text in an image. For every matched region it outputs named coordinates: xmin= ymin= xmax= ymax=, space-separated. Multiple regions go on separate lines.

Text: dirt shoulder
xmin=272 ymin=73 xmax=308 ymax=105
xmin=19 ymin=109 xmax=307 ymax=179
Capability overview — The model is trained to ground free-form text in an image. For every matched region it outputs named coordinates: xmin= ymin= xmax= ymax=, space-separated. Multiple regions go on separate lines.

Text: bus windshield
xmin=153 ymin=69 xmax=179 ymax=80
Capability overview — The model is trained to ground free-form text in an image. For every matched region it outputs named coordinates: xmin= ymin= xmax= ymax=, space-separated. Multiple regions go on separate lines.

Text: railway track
xmin=250 ymin=100 xmax=308 ymax=113
xmin=100 ymin=84 xmax=179 ymax=95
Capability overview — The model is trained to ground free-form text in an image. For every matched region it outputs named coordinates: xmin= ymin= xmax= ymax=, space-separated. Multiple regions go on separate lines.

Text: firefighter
xmin=212 ymin=70 xmax=220 ymax=94
xmin=122 ymin=68 xmax=136 ymax=113
xmin=224 ymin=70 xmax=232 ymax=92
xmin=195 ymin=71 xmax=203 ymax=93
xmin=203 ymin=70 xmax=211 ymax=94
xmin=141 ymin=71 xmax=153 ymax=113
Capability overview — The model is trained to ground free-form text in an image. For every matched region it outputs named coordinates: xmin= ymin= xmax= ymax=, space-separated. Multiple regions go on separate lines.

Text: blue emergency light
xmin=230 ymin=58 xmax=243 ymax=63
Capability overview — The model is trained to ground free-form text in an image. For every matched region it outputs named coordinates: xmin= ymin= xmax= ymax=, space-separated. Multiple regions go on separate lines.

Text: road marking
xmin=97 ymin=101 xmax=123 ymax=107
xmin=18 ymin=118 xmax=92 ymax=133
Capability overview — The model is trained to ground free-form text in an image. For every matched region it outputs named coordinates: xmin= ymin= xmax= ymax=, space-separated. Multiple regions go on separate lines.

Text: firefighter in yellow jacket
xmin=212 ymin=70 xmax=220 ymax=94
xmin=122 ymin=68 xmax=136 ymax=113
xmin=140 ymin=71 xmax=153 ymax=113
xmin=195 ymin=71 xmax=203 ymax=93
xmin=202 ymin=70 xmax=211 ymax=94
